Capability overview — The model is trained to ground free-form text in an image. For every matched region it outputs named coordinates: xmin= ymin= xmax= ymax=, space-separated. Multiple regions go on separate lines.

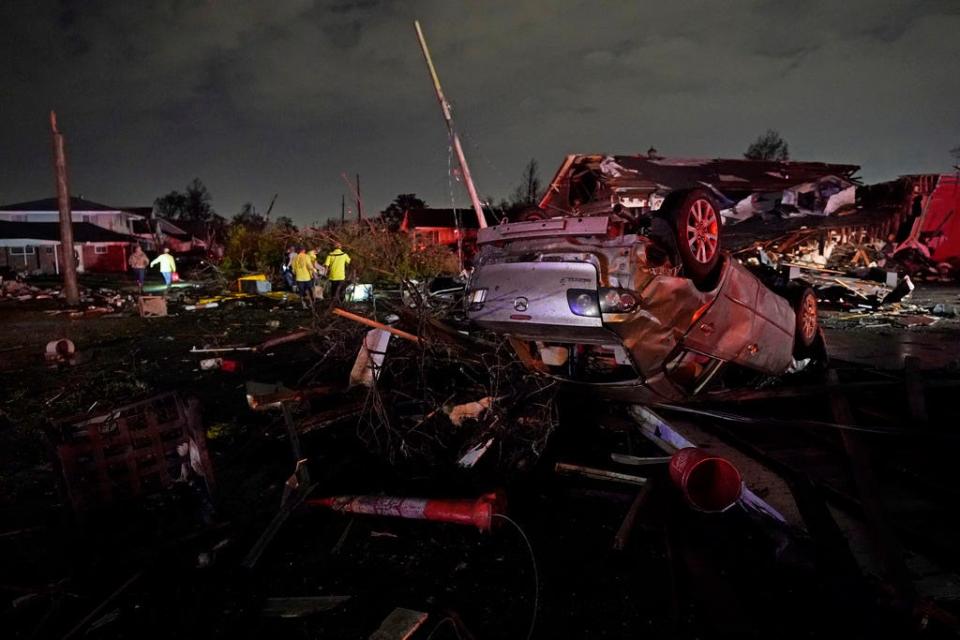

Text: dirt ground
xmin=2 ymin=276 xmax=960 ymax=638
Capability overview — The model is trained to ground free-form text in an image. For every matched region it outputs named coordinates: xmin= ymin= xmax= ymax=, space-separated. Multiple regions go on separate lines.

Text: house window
xmin=9 ymin=246 xmax=35 ymax=255
xmin=94 ymin=246 xmax=109 ymax=254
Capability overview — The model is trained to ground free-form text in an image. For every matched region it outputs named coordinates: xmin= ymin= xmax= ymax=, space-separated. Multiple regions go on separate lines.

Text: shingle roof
xmin=0 ymin=196 xmax=122 ymax=212
xmin=0 ymin=220 xmax=136 ymax=243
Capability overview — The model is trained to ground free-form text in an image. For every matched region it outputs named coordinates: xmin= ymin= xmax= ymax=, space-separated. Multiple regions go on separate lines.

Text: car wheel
xmin=671 ymin=190 xmax=721 ymax=283
xmin=793 ymin=287 xmax=819 ymax=349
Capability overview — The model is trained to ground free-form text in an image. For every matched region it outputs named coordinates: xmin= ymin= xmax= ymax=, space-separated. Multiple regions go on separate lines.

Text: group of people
xmin=128 ymin=245 xmax=176 ymax=293
xmin=126 ymin=242 xmax=352 ymax=307
xmin=283 ymin=243 xmax=351 ymax=308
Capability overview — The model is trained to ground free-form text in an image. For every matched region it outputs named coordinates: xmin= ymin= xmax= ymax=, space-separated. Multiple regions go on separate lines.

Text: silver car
xmin=466 ymin=213 xmax=822 ymax=402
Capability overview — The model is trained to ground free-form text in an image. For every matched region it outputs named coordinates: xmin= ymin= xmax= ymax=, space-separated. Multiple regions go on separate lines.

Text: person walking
xmin=324 ymin=243 xmax=351 ymax=303
xmin=128 ymin=245 xmax=149 ymax=292
xmin=281 ymin=245 xmax=296 ymax=291
xmin=291 ymin=246 xmax=315 ymax=309
xmin=150 ymin=248 xmax=177 ymax=294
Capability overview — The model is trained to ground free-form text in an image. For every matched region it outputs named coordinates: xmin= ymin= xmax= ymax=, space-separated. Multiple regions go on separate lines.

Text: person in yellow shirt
xmin=324 ymin=243 xmax=351 ymax=302
xmin=291 ymin=247 xmax=315 ymax=308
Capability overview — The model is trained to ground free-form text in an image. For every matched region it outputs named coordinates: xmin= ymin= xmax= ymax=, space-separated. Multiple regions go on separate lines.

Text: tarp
xmin=919 ymin=174 xmax=960 ymax=262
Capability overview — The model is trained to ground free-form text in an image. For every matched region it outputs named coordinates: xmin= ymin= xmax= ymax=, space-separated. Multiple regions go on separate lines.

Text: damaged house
xmin=399 ymin=207 xmax=484 ymax=250
xmin=0 ymin=197 xmax=149 ymax=274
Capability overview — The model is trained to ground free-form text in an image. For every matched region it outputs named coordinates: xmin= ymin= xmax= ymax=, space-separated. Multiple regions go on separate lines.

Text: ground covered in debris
xmin=2 ymin=274 xmax=960 ymax=638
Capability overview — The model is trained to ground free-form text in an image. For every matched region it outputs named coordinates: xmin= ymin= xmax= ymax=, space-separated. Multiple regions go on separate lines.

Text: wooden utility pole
xmin=356 ymin=173 xmax=363 ymax=221
xmin=340 ymin=173 xmax=363 ymax=223
xmin=414 ymin=20 xmax=487 ymax=229
xmin=341 ymin=194 xmax=345 ymax=225
xmin=50 ymin=111 xmax=80 ymax=306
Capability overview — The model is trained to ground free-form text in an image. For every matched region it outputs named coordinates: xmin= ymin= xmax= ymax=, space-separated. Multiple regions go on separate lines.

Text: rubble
xmin=307 ymin=492 xmax=505 ymax=532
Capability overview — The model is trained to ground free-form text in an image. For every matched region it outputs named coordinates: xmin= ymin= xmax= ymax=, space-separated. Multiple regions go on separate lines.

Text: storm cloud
xmin=2 ymin=1 xmax=958 ymax=224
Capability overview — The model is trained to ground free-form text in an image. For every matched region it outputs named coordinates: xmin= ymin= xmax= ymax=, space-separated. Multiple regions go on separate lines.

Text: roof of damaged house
xmin=130 ymin=217 xmax=193 ymax=239
xmin=0 ymin=196 xmax=143 ymax=214
xmin=540 ymin=155 xmax=861 ymax=210
xmin=0 ymin=220 xmax=137 ymax=244
xmin=609 ymin=156 xmax=860 ymax=191
xmin=401 ymin=208 xmax=486 ymax=230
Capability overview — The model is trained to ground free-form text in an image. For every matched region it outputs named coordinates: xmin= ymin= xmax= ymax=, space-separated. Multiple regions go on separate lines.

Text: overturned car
xmin=466 ymin=155 xmax=836 ymax=402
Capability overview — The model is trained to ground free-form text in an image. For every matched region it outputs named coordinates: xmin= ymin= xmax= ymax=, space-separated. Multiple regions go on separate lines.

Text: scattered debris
xmin=446 ymin=396 xmax=493 ymax=427
xmin=554 ymin=462 xmax=648 ymax=486
xmin=668 ymin=447 xmax=742 ymax=513
xmin=369 ymin=608 xmax=429 ymax=640
xmin=349 ymin=328 xmax=392 ymax=387
xmin=457 ymin=436 xmax=495 ymax=468
xmin=261 ymin=596 xmax=351 ymax=618
xmin=307 ymin=492 xmax=505 ymax=532
xmin=52 ymin=393 xmax=214 ymax=512
xmin=137 ymin=295 xmax=167 ymax=317
xmin=44 ymin=338 xmax=76 ymax=365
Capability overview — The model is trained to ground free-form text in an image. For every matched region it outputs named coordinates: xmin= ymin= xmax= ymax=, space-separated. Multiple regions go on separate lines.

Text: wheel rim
xmin=800 ymin=293 xmax=818 ymax=342
xmin=685 ymin=199 xmax=719 ymax=264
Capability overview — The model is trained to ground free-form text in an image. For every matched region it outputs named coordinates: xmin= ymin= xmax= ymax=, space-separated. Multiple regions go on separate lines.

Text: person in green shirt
xmin=324 ymin=243 xmax=351 ymax=302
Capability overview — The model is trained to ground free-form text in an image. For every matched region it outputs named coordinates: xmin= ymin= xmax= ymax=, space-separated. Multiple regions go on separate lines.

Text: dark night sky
xmin=2 ymin=1 xmax=958 ymax=225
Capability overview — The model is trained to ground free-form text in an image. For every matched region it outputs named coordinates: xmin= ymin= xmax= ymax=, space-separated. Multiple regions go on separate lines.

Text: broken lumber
xmin=261 ymin=596 xmax=351 ymax=618
xmin=610 ymin=453 xmax=671 ymax=466
xmin=613 ymin=482 xmax=654 ymax=551
xmin=332 ymin=307 xmax=420 ymax=343
xmin=254 ymin=328 xmax=314 ymax=352
xmin=554 ymin=462 xmax=647 ymax=486
xmin=369 ymin=608 xmax=428 ymax=640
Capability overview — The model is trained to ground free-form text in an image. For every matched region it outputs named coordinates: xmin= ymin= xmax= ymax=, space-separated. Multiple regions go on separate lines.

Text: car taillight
xmin=598 ymin=287 xmax=640 ymax=313
xmin=567 ymin=289 xmax=600 ymax=317
xmin=467 ymin=288 xmax=487 ymax=310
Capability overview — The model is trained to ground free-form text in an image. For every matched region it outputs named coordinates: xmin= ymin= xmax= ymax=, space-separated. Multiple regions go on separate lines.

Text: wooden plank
xmin=262 ymin=596 xmax=351 ymax=618
xmin=554 ymin=462 xmax=647 ymax=486
xmin=609 ymin=453 xmax=671 ymax=466
xmin=369 ymin=608 xmax=428 ymax=640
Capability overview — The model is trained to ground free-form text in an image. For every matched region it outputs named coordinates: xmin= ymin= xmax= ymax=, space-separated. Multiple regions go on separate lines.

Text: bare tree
xmin=745 ymin=130 xmax=790 ymax=162
xmin=511 ymin=158 xmax=542 ymax=206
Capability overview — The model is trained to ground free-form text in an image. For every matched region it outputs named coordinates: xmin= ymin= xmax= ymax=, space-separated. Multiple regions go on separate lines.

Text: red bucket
xmin=669 ymin=447 xmax=742 ymax=512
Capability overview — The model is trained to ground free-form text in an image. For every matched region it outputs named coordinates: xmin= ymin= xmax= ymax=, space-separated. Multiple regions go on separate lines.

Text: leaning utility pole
xmin=414 ymin=20 xmax=487 ymax=229
xmin=50 ymin=111 xmax=80 ymax=306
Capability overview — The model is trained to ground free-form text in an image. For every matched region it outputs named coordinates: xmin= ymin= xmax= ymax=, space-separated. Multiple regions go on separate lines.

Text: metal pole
xmin=413 ymin=20 xmax=487 ymax=229
xmin=50 ymin=111 xmax=80 ymax=306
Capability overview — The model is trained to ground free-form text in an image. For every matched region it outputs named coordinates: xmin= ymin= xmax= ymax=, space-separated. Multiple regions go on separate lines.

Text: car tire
xmin=792 ymin=287 xmax=819 ymax=349
xmin=670 ymin=189 xmax=721 ymax=284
